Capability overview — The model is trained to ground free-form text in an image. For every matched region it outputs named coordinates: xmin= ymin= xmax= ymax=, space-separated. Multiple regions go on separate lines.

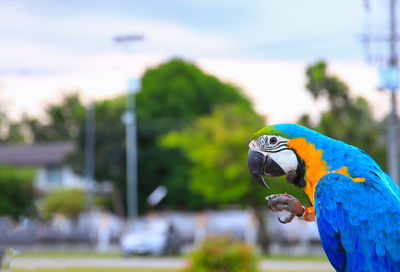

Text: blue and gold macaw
xmin=248 ymin=123 xmax=400 ymax=272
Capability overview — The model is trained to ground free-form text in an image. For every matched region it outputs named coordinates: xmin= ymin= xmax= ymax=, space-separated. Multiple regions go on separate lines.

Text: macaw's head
xmin=248 ymin=123 xmax=308 ymax=189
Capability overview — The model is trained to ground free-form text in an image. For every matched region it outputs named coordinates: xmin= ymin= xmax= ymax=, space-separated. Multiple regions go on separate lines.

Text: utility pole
xmin=387 ymin=0 xmax=399 ymax=184
xmin=114 ymin=34 xmax=144 ymax=220
xmin=361 ymin=0 xmax=399 ymax=184
xmin=85 ymin=102 xmax=95 ymax=210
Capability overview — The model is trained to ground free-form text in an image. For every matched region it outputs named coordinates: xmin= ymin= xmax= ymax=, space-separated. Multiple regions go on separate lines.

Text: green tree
xmin=162 ymin=105 xmax=263 ymax=205
xmin=135 ymin=58 xmax=254 ymax=211
xmin=0 ymin=166 xmax=35 ymax=218
xmin=43 ymin=189 xmax=86 ymax=219
xmin=300 ymin=61 xmax=386 ymax=168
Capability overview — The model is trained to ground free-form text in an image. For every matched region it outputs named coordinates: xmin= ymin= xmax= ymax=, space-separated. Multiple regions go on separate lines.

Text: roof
xmin=0 ymin=142 xmax=75 ymax=166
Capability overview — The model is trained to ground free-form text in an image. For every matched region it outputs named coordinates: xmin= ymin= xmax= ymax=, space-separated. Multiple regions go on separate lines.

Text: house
xmin=0 ymin=142 xmax=86 ymax=192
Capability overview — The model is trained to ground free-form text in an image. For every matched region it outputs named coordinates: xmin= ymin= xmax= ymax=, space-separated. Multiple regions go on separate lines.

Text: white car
xmin=120 ymin=218 xmax=179 ymax=256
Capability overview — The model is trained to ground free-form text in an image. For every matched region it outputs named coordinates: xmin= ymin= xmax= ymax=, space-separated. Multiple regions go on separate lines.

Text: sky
xmin=0 ymin=0 xmax=396 ymax=124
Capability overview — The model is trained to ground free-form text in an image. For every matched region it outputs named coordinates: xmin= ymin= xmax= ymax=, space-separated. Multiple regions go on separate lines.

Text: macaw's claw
xmin=278 ymin=213 xmax=296 ymax=224
xmin=265 ymin=193 xmax=305 ymax=224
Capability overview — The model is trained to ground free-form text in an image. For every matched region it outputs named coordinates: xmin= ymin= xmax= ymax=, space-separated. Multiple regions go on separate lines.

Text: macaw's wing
xmin=315 ymin=172 xmax=400 ymax=272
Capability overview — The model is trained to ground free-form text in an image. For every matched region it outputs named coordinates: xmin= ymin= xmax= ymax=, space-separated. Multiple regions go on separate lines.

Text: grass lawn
xmin=16 ymin=251 xmax=121 ymax=258
xmin=12 ymin=252 xmax=331 ymax=272
xmin=263 ymin=254 xmax=327 ymax=261
xmin=16 ymin=251 xmax=327 ymax=262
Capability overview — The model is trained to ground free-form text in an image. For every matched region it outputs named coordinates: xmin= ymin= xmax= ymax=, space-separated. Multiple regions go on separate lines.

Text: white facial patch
xmin=267 ymin=149 xmax=298 ymax=174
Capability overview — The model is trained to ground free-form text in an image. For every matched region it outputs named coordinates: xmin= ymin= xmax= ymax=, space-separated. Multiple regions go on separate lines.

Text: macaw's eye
xmin=269 ymin=136 xmax=278 ymax=145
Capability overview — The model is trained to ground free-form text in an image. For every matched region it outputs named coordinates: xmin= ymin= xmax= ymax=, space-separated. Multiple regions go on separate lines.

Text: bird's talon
xmin=265 ymin=193 xmax=304 ymax=223
xmin=278 ymin=213 xmax=296 ymax=224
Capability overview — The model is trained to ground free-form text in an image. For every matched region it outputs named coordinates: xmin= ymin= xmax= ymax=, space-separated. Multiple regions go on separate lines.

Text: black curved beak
xmin=248 ymin=149 xmax=285 ymax=188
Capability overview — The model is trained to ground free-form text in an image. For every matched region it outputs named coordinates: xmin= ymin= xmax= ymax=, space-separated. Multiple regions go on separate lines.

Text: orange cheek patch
xmin=288 ymin=138 xmax=327 ymax=205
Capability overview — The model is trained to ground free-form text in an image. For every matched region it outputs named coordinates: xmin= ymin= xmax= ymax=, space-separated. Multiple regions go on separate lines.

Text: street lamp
xmin=114 ymin=34 xmax=144 ymax=220
xmin=121 ymin=79 xmax=140 ymax=220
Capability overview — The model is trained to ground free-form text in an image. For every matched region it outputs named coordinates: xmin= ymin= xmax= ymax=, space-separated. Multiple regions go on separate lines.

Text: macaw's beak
xmin=248 ymin=149 xmax=286 ymax=188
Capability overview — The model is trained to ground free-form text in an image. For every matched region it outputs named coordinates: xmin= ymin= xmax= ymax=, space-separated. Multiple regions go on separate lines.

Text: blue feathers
xmin=316 ymin=173 xmax=400 ymax=271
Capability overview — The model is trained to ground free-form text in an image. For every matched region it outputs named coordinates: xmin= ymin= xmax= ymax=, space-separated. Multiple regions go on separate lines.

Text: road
xmin=10 ymin=257 xmax=334 ymax=271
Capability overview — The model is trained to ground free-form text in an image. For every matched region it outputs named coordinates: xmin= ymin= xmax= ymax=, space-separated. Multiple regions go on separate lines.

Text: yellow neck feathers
xmin=288 ymin=138 xmax=364 ymax=206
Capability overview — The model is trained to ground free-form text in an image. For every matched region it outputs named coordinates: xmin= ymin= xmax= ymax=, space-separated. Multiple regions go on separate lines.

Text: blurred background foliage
xmin=0 ymin=58 xmax=387 ymax=228
xmin=161 ymin=104 xmax=264 ymax=205
xmin=299 ymin=61 xmax=386 ymax=169
xmin=42 ymin=188 xmax=86 ymax=219
xmin=22 ymin=93 xmax=86 ymax=142
xmin=0 ymin=166 xmax=35 ymax=219
xmin=184 ymin=236 xmax=259 ymax=272
xmin=135 ymin=59 xmax=256 ymax=212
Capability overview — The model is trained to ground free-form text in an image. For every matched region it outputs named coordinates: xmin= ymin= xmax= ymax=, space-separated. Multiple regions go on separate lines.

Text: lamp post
xmin=121 ymin=79 xmax=140 ymax=220
xmin=114 ymin=34 xmax=143 ymax=220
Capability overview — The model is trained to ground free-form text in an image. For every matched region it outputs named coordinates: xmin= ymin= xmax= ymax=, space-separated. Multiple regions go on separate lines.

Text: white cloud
xmin=0 ymin=6 xmax=239 ymax=74
xmin=0 ymin=53 xmax=163 ymax=120
xmin=0 ymin=5 xmax=242 ymax=120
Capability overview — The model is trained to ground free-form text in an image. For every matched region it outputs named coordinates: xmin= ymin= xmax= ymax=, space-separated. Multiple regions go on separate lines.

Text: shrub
xmin=43 ymin=188 xmax=86 ymax=219
xmin=0 ymin=165 xmax=35 ymax=218
xmin=184 ymin=237 xmax=259 ymax=272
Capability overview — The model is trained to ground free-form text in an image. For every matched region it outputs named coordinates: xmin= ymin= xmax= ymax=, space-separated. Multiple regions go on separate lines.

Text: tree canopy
xmin=134 ymin=58 xmax=256 ymax=211
xmin=137 ymin=58 xmax=251 ymax=120
xmin=162 ymin=104 xmax=263 ymax=204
